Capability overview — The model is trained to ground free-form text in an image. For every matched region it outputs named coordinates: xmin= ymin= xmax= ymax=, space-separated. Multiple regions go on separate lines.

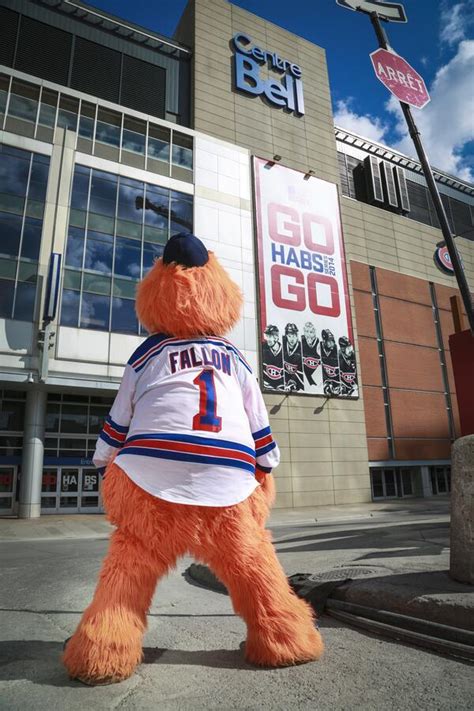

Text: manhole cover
xmin=308 ymin=566 xmax=387 ymax=582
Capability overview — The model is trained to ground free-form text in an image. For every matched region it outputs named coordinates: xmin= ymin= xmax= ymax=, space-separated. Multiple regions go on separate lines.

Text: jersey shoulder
xmin=128 ymin=333 xmax=173 ymax=372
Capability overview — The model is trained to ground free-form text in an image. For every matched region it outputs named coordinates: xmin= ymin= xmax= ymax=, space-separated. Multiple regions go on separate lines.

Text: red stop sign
xmin=370 ymin=48 xmax=430 ymax=109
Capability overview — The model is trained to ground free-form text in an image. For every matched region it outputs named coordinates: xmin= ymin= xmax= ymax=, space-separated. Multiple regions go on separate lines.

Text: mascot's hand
xmin=255 ymin=468 xmax=276 ymax=507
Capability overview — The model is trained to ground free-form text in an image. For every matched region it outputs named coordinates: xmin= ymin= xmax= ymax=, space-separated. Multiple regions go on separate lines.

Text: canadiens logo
xmin=285 ymin=362 xmax=298 ymax=374
xmin=323 ymin=363 xmax=339 ymax=378
xmin=303 ymin=357 xmax=320 ymax=370
xmin=264 ymin=365 xmax=283 ymax=380
xmin=341 ymin=371 xmax=356 ymax=385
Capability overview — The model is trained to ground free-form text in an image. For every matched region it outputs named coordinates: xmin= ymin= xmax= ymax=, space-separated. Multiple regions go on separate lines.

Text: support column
xmin=19 ymin=389 xmax=47 ymax=519
xmin=450 ymin=435 xmax=474 ymax=584
xmin=420 ymin=465 xmax=432 ymax=497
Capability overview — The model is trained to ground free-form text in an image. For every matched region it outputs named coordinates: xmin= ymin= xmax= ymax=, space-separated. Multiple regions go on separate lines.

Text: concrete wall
xmin=180 ymin=0 xmax=339 ymax=186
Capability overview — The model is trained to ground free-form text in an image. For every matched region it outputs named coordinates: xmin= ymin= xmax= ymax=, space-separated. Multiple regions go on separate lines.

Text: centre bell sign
xmin=232 ymin=33 xmax=305 ymax=117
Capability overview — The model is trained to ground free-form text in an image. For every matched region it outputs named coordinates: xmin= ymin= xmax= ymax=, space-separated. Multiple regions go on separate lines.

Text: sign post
xmin=336 ymin=0 xmax=474 ymax=333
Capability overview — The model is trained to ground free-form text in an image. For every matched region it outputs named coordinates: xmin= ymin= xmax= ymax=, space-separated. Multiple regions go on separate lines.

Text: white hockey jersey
xmin=93 ymin=334 xmax=280 ymax=506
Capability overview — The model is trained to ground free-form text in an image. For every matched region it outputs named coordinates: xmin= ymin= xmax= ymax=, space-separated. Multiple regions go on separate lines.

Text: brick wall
xmin=351 ymin=261 xmax=464 ymax=461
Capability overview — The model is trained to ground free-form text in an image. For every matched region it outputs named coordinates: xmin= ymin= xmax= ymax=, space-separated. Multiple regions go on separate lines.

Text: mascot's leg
xmin=63 ymin=464 xmax=184 ymax=684
xmin=193 ymin=486 xmax=324 ymax=667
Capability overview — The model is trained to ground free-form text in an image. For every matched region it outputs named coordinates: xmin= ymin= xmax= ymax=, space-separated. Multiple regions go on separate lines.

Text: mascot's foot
xmin=244 ymin=620 xmax=324 ymax=668
xmin=62 ymin=618 xmax=142 ymax=685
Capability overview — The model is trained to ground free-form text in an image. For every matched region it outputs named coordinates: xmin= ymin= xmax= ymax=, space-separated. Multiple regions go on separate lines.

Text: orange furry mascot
xmin=63 ymin=233 xmax=323 ymax=684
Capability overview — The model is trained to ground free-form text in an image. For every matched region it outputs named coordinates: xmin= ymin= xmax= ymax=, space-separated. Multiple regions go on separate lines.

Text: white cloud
xmin=386 ymin=40 xmax=474 ymax=182
xmin=333 ymin=99 xmax=389 ymax=143
xmin=440 ymin=2 xmax=473 ymax=46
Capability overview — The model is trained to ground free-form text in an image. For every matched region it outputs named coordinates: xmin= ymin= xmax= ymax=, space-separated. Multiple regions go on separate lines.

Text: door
xmin=79 ymin=468 xmax=102 ymax=512
xmin=58 ymin=468 xmax=80 ymax=512
xmin=0 ymin=466 xmax=16 ymax=515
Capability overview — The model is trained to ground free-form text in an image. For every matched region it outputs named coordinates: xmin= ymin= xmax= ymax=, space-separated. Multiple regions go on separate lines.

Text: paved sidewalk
xmin=0 ymin=497 xmax=451 ymax=540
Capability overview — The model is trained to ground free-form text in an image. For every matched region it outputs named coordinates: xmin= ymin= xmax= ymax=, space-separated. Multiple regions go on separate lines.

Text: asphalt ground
xmin=1 ymin=498 xmax=473 ymax=709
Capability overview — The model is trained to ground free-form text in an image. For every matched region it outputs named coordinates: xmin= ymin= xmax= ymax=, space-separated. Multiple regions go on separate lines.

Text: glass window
xmin=371 ymin=470 xmax=383 ymax=498
xmin=83 ymin=273 xmax=111 ymax=296
xmin=42 ymin=470 xmax=58 ymax=493
xmin=79 ymin=101 xmax=96 ymax=139
xmin=59 ymin=438 xmax=87 ymax=457
xmin=60 ymin=405 xmax=88 ymax=433
xmin=71 ymin=169 xmax=90 ymax=211
xmin=114 ymin=237 xmax=141 ymax=279
xmin=60 ymin=289 xmax=80 ymax=327
xmin=57 ymin=95 xmax=79 ymax=132
xmin=170 ymin=192 xmax=193 ymax=235
xmin=401 ymin=468 xmax=413 ymax=496
xmin=84 ymin=231 xmax=113 ymax=273
xmin=80 ymin=292 xmax=110 ymax=330
xmin=14 ymin=279 xmax=37 ymax=321
xmin=122 ymin=117 xmax=146 ymax=155
xmin=0 ymin=212 xmax=22 ymax=258
xmin=89 ymin=405 xmax=108 ymax=434
xmin=20 ymin=218 xmax=42 ymax=261
xmin=0 ymin=193 xmax=24 ymax=216
xmin=96 ymin=108 xmax=121 ymax=147
xmin=0 ymin=400 xmax=25 ymax=430
xmin=8 ymin=80 xmax=39 ymax=123
xmin=117 ymin=177 xmax=144 ymax=224
xmin=89 ymin=171 xmax=117 ymax=217
xmin=0 ymin=149 xmax=29 ymax=197
xmin=63 ymin=269 xmax=81 ymax=290
xmin=0 ymin=74 xmax=9 ymax=115
xmin=46 ymin=404 xmax=61 ymax=432
xmin=38 ymin=88 xmax=58 ymax=128
xmin=65 ymin=226 xmax=85 ymax=268
xmin=148 ymin=124 xmax=170 ymax=163
xmin=143 ymin=242 xmax=164 ymax=272
xmin=143 ymin=185 xmax=169 ymax=230
xmin=61 ymin=167 xmax=193 ymax=334
xmin=113 ymin=278 xmax=137 ymax=299
xmin=0 ymin=258 xmax=16 ymax=279
xmin=28 ymin=156 xmax=49 ymax=202
xmin=0 ymin=280 xmax=14 ymax=319
xmin=111 ymin=297 xmax=138 ymax=334
xmin=172 ymin=132 xmax=193 ymax=169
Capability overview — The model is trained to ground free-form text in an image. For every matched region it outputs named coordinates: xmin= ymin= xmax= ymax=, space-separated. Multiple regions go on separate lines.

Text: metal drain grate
xmin=308 ymin=566 xmax=387 ymax=582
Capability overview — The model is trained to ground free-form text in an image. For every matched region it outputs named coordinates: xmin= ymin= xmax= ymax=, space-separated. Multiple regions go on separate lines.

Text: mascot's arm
xmin=238 ymin=360 xmax=280 ymax=507
xmin=93 ymin=364 xmax=137 ymax=476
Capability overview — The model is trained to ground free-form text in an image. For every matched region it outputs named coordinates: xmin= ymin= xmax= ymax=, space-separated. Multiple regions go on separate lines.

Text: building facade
xmin=0 ymin=0 xmax=472 ymax=516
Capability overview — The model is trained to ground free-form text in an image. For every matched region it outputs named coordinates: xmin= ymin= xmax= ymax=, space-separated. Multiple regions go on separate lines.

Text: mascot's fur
xmin=63 ymin=248 xmax=323 ymax=685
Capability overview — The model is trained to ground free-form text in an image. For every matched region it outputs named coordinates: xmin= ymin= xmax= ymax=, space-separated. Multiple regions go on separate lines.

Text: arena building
xmin=0 ymin=0 xmax=472 ymax=516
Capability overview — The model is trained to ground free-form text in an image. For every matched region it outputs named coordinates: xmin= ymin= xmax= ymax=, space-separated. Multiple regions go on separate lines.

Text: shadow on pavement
xmin=274 ymin=521 xmax=449 ymax=559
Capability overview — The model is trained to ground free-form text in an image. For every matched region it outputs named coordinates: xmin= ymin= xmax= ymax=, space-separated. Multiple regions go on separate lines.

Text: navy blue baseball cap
xmin=162 ymin=232 xmax=209 ymax=268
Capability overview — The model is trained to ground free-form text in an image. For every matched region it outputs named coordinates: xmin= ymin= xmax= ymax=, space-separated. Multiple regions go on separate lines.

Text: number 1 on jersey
xmin=192 ymin=369 xmax=222 ymax=432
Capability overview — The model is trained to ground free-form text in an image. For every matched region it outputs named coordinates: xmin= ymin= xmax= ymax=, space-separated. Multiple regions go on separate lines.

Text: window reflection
xmin=8 ymin=80 xmax=39 ymax=123
xmin=122 ymin=117 xmax=146 ymax=155
xmin=79 ymin=102 xmax=95 ymax=139
xmin=57 ymin=96 xmax=79 ymax=132
xmin=38 ymin=88 xmax=58 ymax=128
xmin=80 ymin=292 xmax=110 ymax=330
xmin=61 ymin=165 xmax=193 ymax=334
xmin=84 ymin=231 xmax=113 ymax=274
xmin=114 ymin=237 xmax=141 ymax=279
xmin=65 ymin=227 xmax=85 ymax=268
xmin=118 ymin=177 xmax=145 ymax=224
xmin=148 ymin=125 xmax=170 ymax=163
xmin=96 ymin=108 xmax=121 ymax=147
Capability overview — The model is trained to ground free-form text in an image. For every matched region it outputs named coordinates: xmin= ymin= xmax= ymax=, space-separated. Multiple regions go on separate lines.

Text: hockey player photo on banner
xmin=254 ymin=157 xmax=358 ymax=398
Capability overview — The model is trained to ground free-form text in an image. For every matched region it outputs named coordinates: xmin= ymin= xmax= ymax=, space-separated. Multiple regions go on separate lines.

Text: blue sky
xmin=86 ymin=0 xmax=473 ymax=181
